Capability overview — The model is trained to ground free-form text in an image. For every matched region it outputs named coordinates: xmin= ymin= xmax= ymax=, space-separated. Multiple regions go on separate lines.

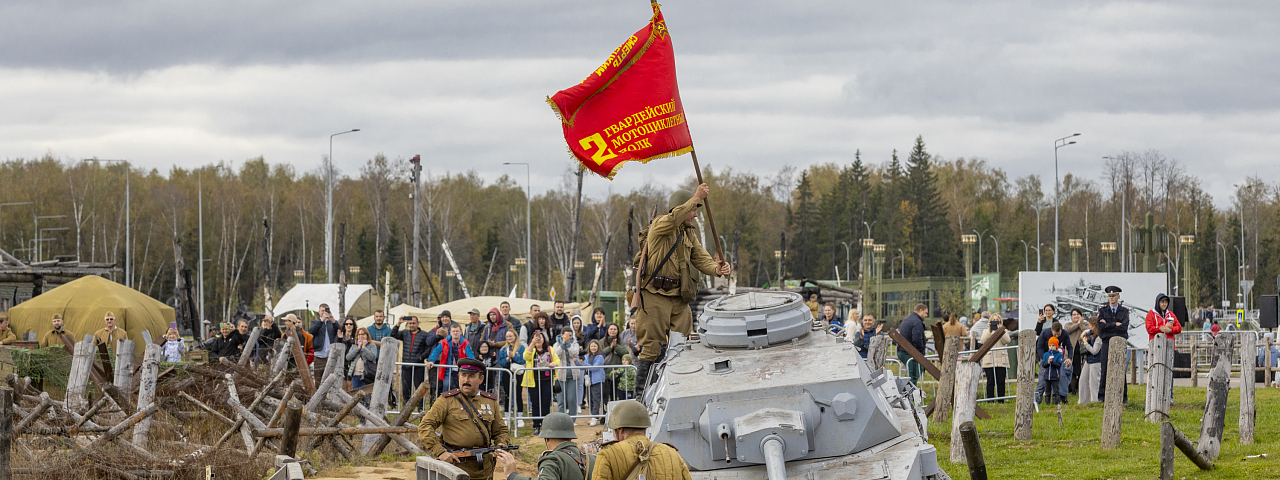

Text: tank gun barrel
xmin=761 ymin=436 xmax=787 ymax=480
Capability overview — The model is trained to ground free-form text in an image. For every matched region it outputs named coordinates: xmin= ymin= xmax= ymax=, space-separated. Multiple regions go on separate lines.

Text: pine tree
xmin=788 ymin=172 xmax=820 ymax=279
xmin=1193 ymin=215 xmax=1219 ymax=307
xmin=904 ymin=136 xmax=958 ymax=276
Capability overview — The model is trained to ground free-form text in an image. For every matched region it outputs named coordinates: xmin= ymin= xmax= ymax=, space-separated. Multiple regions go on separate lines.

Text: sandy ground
xmin=310 ymin=422 xmax=608 ymax=480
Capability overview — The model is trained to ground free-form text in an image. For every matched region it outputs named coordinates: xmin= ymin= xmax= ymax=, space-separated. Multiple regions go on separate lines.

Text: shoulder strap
xmin=641 ymin=228 xmax=684 ymax=289
xmin=621 ymin=440 xmax=656 ymax=480
xmin=456 ymin=394 xmax=492 ymax=446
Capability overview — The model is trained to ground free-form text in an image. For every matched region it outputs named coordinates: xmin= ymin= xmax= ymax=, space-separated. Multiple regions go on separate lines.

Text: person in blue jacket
xmin=427 ymin=324 xmax=476 ymax=392
xmin=1040 ymin=337 xmax=1065 ymax=405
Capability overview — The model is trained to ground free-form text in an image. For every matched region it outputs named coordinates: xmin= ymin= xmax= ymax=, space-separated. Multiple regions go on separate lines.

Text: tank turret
xmin=641 ymin=291 xmax=948 ymax=480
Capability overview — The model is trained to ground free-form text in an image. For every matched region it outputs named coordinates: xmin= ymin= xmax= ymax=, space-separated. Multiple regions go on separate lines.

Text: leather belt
xmin=650 ymin=275 xmax=680 ymax=291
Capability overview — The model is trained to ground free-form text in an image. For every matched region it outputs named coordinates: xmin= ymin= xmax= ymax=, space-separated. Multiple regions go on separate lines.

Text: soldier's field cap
xmin=439 ymin=310 xmax=451 ymax=319
xmin=468 ymin=308 xmax=481 ymax=315
xmin=458 ymin=358 xmax=486 ymax=372
xmin=1104 ymin=286 xmax=1122 ymax=294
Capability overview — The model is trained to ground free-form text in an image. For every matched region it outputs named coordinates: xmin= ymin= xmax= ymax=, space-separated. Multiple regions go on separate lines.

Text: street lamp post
xmin=1019 ymin=240 xmax=1031 ymax=271
xmin=504 ymin=162 xmax=532 ymax=298
xmin=897 ymin=248 xmax=905 ymax=278
xmin=349 ymin=265 xmax=361 ymax=284
xmin=839 ymin=241 xmax=852 ymax=284
xmin=1101 ymin=242 xmax=1117 ymax=272
xmin=872 ymin=244 xmax=885 ymax=318
xmin=33 ymin=215 xmax=66 ymax=263
xmin=1068 ymin=239 xmax=1083 ymax=272
xmin=1053 ymin=133 xmax=1080 ymax=271
xmin=1179 ymin=236 xmax=1195 ymax=299
xmin=1029 ymin=201 xmax=1048 ymax=271
xmin=774 ymin=250 xmax=783 ymax=287
xmin=591 ymin=252 xmax=604 ymax=292
xmin=83 ymin=159 xmax=130 ymax=285
xmin=972 ymin=229 xmax=988 ymax=273
xmin=988 ymin=234 xmax=1000 ymax=274
xmin=1216 ymin=242 xmax=1227 ymax=305
xmin=326 ymin=129 xmax=360 ymax=283
xmin=515 ymin=258 xmax=527 ymax=298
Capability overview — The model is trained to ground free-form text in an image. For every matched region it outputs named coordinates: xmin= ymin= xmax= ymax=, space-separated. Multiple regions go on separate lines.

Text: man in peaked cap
xmin=419 ymin=357 xmax=510 ymax=480
xmin=1096 ymin=285 xmax=1130 ymax=402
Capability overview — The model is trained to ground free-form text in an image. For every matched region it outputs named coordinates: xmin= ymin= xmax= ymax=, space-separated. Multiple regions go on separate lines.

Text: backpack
xmin=549 ymin=447 xmax=595 ymax=480
xmin=622 ymin=440 xmax=657 ymax=480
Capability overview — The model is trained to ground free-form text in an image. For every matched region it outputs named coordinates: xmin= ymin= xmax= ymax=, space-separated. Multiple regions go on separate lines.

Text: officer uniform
xmin=1096 ymin=285 xmax=1130 ymax=402
xmin=506 ymin=412 xmax=591 ymax=480
xmin=632 ymin=191 xmax=721 ymax=396
xmin=41 ymin=328 xmax=70 ymax=349
xmin=93 ymin=326 xmax=129 ymax=346
xmin=419 ymin=358 xmax=511 ymax=480
xmin=591 ymin=400 xmax=689 ymax=480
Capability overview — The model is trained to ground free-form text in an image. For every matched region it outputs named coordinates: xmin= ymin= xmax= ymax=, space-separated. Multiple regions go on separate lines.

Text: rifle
xmin=450 ymin=444 xmax=519 ymax=460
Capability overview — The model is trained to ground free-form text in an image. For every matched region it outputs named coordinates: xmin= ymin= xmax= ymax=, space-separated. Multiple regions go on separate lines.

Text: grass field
xmin=929 ymin=385 xmax=1280 ymax=479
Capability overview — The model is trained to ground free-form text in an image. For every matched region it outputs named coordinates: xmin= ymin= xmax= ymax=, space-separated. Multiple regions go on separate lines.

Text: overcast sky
xmin=2 ymin=0 xmax=1276 ymax=206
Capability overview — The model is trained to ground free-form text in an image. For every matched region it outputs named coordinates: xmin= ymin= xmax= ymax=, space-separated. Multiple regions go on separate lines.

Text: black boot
xmin=634 ymin=359 xmax=653 ymax=400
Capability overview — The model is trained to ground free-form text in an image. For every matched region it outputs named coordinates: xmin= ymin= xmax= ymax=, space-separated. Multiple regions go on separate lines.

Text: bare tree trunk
xmin=1013 ymin=330 xmax=1035 ymax=441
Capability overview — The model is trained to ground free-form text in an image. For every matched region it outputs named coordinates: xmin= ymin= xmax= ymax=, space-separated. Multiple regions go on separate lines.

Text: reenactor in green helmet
xmin=631 ymin=184 xmax=731 ymax=398
xmin=496 ymin=412 xmax=592 ymax=480
xmin=592 ymin=400 xmax=690 ymax=480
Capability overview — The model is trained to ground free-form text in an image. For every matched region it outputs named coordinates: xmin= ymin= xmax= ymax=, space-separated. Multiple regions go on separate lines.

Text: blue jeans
xmin=1058 ymin=364 xmax=1073 ymax=398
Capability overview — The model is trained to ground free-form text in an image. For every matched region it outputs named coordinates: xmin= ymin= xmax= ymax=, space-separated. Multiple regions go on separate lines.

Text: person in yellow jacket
xmin=0 ymin=314 xmax=16 ymax=345
xmin=93 ymin=312 xmax=129 ymax=346
xmin=40 ymin=314 xmax=70 ymax=348
xmin=522 ymin=331 xmax=560 ymax=436
xmin=592 ymin=400 xmax=690 ymax=480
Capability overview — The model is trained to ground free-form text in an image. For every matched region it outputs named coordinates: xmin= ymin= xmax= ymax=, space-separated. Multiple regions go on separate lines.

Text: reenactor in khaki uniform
xmin=632 ymin=183 xmax=731 ymax=397
xmin=40 ymin=314 xmax=69 ymax=348
xmin=93 ymin=311 xmax=129 ymax=346
xmin=496 ymin=412 xmax=591 ymax=480
xmin=0 ymin=314 xmax=15 ymax=345
xmin=419 ymin=358 xmax=511 ymax=480
xmin=592 ymin=400 xmax=690 ymax=480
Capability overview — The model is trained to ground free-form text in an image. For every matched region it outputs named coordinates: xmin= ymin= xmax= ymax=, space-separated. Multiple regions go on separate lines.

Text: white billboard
xmin=1017 ymin=272 xmax=1167 ymax=349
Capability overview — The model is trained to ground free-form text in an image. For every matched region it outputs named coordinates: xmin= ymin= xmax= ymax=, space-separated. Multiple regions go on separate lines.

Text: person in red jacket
xmin=1145 ymin=293 xmax=1182 ymax=340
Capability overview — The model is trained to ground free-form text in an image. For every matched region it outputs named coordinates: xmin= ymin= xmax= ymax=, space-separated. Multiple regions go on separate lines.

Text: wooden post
xmin=277 ymin=399 xmax=303 ymax=458
xmin=369 ymin=380 xmax=432 ymax=456
xmin=0 ymin=386 xmax=12 ymax=480
xmin=1197 ymin=335 xmax=1231 ymax=463
xmin=1014 ymin=330 xmax=1035 ymax=441
xmin=932 ymin=336 xmax=960 ymax=423
xmin=1266 ymin=336 xmax=1274 ymax=387
xmin=1240 ymin=333 xmax=1256 ymax=444
xmin=304 ymin=374 xmax=342 ymax=416
xmin=272 ymin=336 xmax=295 ymax=376
xmin=113 ymin=339 xmax=135 ymax=388
xmin=949 ymin=362 xmax=980 ymax=464
xmin=290 ymin=330 xmax=315 ymax=393
xmin=1101 ymin=336 xmax=1127 ymax=449
xmin=958 ymin=421 xmax=987 ymax=480
xmin=1190 ymin=336 xmax=1199 ymax=387
xmin=1168 ymin=421 xmax=1215 ymax=470
xmin=321 ymin=342 xmax=347 ymax=388
xmin=132 ymin=343 xmax=162 ymax=449
xmin=868 ymin=334 xmax=888 ymax=371
xmin=1145 ymin=333 xmax=1171 ymax=423
xmin=238 ymin=326 xmax=262 ymax=367
xmin=363 ymin=337 xmax=400 ymax=454
xmin=65 ymin=338 xmax=94 ymax=412
xmin=1159 ymin=422 xmax=1175 ymax=479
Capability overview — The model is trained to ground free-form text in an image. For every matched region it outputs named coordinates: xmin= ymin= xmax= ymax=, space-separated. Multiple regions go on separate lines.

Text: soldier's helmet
xmin=668 ymin=190 xmax=695 ymax=211
xmin=539 ymin=412 xmax=577 ymax=439
xmin=605 ymin=400 xmax=651 ymax=429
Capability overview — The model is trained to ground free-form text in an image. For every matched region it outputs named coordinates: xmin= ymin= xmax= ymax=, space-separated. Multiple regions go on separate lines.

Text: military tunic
xmin=419 ymin=388 xmax=511 ymax=480
xmin=93 ymin=327 xmax=129 ymax=346
xmin=591 ymin=435 xmax=690 ymax=480
xmin=634 ymin=196 xmax=720 ymax=362
xmin=506 ymin=441 xmax=589 ymax=480
xmin=41 ymin=329 xmax=70 ymax=349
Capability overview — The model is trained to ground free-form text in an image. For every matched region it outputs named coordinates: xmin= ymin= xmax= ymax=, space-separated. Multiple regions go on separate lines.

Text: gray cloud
xmin=1 ymin=0 xmax=1278 ymax=205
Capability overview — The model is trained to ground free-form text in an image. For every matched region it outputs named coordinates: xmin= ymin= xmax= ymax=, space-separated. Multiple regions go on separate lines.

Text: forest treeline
xmin=0 ymin=136 xmax=1270 ymax=321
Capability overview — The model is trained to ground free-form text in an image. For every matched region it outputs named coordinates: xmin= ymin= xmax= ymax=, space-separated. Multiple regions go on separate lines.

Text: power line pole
xmin=410 ymin=155 xmax=422 ymax=307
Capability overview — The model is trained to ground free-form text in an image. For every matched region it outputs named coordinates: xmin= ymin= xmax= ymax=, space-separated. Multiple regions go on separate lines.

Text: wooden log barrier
xmin=238 ymin=327 xmax=262 ymax=367
xmin=65 ymin=339 xmax=95 ymax=412
xmin=364 ymin=337 xmax=400 ymax=454
xmin=1013 ymin=330 xmax=1036 ymax=441
xmin=1197 ymin=335 xmax=1231 ymax=463
xmin=368 ymin=379 xmax=432 ymax=456
xmin=1165 ymin=421 xmax=1214 ymax=471
xmin=256 ymin=425 xmax=419 ymax=438
xmin=1159 ymin=421 xmax=1175 ymax=479
xmin=958 ymin=421 xmax=987 ymax=480
xmin=1145 ymin=333 xmax=1172 ymax=423
xmin=1240 ymin=334 xmax=1256 ymax=445
xmin=133 ymin=343 xmax=162 ymax=449
xmin=0 ymin=386 xmax=12 ymax=480
xmin=868 ymin=334 xmax=888 ymax=371
xmin=277 ymin=399 xmax=303 ymax=458
xmin=114 ymin=339 xmax=135 ymax=388
xmin=1101 ymin=336 xmax=1128 ymax=449
xmin=949 ymin=362 xmax=981 ymax=464
xmin=888 ymin=330 xmax=990 ymax=420
xmin=932 ymin=336 xmax=960 ymax=424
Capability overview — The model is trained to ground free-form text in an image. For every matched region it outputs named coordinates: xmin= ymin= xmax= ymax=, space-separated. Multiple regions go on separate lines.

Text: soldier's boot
xmin=634 ymin=359 xmax=654 ymax=399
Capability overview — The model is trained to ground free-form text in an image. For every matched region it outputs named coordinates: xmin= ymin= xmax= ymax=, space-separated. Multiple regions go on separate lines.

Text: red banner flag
xmin=547 ymin=4 xmax=692 ymax=179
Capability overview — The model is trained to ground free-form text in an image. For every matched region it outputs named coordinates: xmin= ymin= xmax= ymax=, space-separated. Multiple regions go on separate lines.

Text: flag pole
xmin=690 ymin=146 xmax=727 ymax=273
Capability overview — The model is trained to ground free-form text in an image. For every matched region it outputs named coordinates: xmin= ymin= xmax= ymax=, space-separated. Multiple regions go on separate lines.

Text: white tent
xmin=272 ymin=284 xmax=384 ymax=319
xmin=354 ymin=296 xmax=593 ymax=330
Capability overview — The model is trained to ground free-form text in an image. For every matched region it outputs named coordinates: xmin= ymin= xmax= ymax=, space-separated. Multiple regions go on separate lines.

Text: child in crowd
xmin=1040 ymin=336 xmax=1064 ymax=404
xmin=161 ymin=328 xmax=186 ymax=362
xmin=611 ymin=354 xmax=637 ymax=400
xmin=584 ymin=339 xmax=606 ymax=425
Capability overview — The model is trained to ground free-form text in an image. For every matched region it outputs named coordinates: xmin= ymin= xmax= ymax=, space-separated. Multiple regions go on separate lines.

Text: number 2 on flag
xmin=579 ymin=133 xmax=618 ymax=165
